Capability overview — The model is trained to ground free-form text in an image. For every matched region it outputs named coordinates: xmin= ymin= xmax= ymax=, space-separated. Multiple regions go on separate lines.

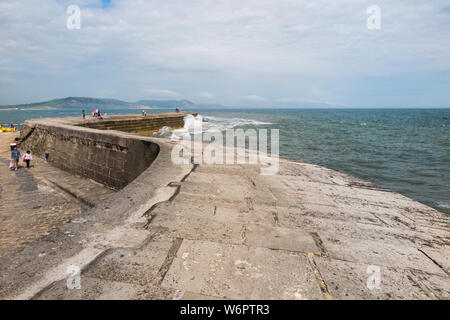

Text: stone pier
xmin=0 ymin=113 xmax=448 ymax=300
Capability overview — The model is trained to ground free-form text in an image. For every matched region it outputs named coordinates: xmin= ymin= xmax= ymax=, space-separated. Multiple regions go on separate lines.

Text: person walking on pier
xmin=10 ymin=137 xmax=19 ymax=151
xmin=23 ymin=150 xmax=32 ymax=168
xmin=11 ymin=146 xmax=20 ymax=171
xmin=82 ymin=109 xmax=86 ymax=119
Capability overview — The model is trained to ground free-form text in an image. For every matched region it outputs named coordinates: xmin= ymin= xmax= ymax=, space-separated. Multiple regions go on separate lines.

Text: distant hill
xmin=0 ymin=97 xmax=196 ymax=110
xmin=0 ymin=97 xmax=131 ymax=110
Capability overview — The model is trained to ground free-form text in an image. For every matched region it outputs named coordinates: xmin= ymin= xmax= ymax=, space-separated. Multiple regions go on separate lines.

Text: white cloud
xmin=94 ymin=89 xmax=115 ymax=98
xmin=241 ymin=95 xmax=266 ymax=102
xmin=276 ymin=97 xmax=344 ymax=107
xmin=196 ymin=92 xmax=214 ymax=100
xmin=144 ymin=88 xmax=180 ymax=98
xmin=0 ymin=0 xmax=449 ymax=106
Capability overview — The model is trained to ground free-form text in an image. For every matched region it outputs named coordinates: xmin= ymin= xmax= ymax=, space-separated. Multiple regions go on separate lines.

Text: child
xmin=11 ymin=146 xmax=20 ymax=171
xmin=44 ymin=150 xmax=49 ymax=163
xmin=23 ymin=150 xmax=32 ymax=168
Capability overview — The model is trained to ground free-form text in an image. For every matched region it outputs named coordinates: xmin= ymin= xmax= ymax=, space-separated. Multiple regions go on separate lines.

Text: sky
xmin=0 ymin=0 xmax=450 ymax=107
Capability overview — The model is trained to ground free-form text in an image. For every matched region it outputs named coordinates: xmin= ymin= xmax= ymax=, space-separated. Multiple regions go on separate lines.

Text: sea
xmin=1 ymin=107 xmax=449 ymax=214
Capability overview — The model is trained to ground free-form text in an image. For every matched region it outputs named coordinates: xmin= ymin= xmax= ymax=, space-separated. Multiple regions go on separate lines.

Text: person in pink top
xmin=23 ymin=150 xmax=33 ymax=168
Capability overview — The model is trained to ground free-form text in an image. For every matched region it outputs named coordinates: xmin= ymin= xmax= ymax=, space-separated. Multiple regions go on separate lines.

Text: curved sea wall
xmin=18 ymin=112 xmax=194 ymax=189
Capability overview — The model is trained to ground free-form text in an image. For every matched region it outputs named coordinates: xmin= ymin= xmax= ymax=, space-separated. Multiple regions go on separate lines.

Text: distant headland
xmin=0 ymin=97 xmax=207 ymax=110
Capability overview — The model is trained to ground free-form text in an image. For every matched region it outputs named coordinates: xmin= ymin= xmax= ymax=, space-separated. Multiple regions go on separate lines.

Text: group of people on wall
xmin=80 ymin=107 xmax=182 ymax=120
xmin=81 ymin=108 xmax=108 ymax=120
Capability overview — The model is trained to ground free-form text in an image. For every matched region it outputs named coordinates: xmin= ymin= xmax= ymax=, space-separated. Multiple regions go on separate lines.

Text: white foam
xmin=163 ymin=114 xmax=272 ymax=140
xmin=152 ymin=126 xmax=172 ymax=137
xmin=437 ymin=202 xmax=450 ymax=209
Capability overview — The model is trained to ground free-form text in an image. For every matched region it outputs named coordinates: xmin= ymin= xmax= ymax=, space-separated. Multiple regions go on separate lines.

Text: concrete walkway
xmin=0 ymin=132 xmax=116 ymax=258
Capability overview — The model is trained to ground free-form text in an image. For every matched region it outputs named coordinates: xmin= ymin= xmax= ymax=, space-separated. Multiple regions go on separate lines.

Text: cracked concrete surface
xmin=0 ymin=117 xmax=449 ymax=300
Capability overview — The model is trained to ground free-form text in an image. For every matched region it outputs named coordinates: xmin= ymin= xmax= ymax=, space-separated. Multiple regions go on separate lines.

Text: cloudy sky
xmin=1 ymin=0 xmax=450 ymax=107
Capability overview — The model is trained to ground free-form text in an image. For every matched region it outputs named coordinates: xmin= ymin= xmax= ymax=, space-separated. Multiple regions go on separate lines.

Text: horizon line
xmin=0 ymin=96 xmax=449 ymax=109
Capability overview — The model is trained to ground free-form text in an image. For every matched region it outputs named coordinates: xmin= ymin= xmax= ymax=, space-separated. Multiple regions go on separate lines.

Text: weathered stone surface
xmin=0 ymin=132 xmax=116 ymax=259
xmin=34 ymin=276 xmax=146 ymax=300
xmin=161 ymin=240 xmax=324 ymax=300
xmin=312 ymin=257 xmax=435 ymax=300
xmin=0 ymin=115 xmax=448 ymax=300
xmin=83 ymin=233 xmax=175 ymax=286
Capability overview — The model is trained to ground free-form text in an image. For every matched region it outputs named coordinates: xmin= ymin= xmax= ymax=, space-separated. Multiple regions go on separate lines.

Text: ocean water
xmin=1 ymin=107 xmax=449 ymax=214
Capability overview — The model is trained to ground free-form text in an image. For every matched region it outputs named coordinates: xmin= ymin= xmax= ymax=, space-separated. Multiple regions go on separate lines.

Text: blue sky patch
xmin=102 ymin=0 xmax=111 ymax=8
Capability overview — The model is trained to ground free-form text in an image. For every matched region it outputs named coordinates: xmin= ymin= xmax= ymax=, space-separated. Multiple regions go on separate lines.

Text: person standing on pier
xmin=10 ymin=137 xmax=19 ymax=151
xmin=82 ymin=109 xmax=85 ymax=119
xmin=11 ymin=146 xmax=20 ymax=171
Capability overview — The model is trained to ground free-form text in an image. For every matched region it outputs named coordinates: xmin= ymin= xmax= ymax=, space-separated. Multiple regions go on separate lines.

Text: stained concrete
xmin=0 ymin=115 xmax=448 ymax=300
xmin=0 ymin=132 xmax=116 ymax=258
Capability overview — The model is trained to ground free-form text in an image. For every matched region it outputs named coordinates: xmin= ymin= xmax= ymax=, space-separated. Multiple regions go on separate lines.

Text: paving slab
xmin=162 ymin=240 xmax=324 ymax=300
xmin=83 ymin=233 xmax=175 ymax=285
xmin=320 ymin=234 xmax=446 ymax=276
xmin=313 ymin=257 xmax=434 ymax=300
xmin=149 ymin=204 xmax=319 ymax=254
xmin=34 ymin=276 xmax=146 ymax=300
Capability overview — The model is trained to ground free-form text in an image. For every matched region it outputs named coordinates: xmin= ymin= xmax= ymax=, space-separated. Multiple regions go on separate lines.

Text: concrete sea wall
xmin=18 ymin=113 xmax=195 ymax=189
xmin=78 ymin=113 xmax=191 ymax=133
xmin=19 ymin=123 xmax=159 ymax=189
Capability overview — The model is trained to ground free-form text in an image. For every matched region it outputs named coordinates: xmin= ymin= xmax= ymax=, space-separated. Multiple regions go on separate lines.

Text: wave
xmin=153 ymin=114 xmax=272 ymax=139
xmin=204 ymin=115 xmax=272 ymax=128
xmin=437 ymin=202 xmax=450 ymax=209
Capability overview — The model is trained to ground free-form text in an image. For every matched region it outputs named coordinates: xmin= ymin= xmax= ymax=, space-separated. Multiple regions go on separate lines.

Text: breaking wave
xmin=153 ymin=114 xmax=272 ymax=139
